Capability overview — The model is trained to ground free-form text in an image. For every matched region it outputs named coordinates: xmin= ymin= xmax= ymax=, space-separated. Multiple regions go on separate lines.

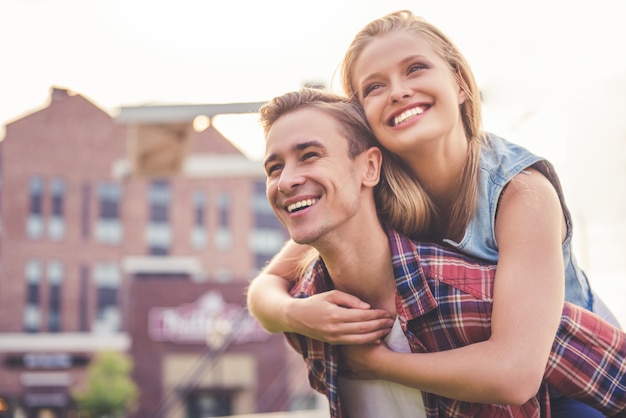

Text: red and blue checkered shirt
xmin=285 ymin=228 xmax=626 ymax=418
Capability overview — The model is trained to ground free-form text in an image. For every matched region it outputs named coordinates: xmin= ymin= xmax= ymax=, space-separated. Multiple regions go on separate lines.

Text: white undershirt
xmin=338 ymin=318 xmax=426 ymax=417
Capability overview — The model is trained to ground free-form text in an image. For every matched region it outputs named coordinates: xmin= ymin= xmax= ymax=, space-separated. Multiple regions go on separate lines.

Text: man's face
xmin=263 ymin=107 xmax=367 ymax=246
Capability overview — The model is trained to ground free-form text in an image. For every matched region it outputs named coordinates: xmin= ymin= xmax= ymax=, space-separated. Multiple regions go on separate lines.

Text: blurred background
xmin=0 ymin=0 xmax=624 ymax=417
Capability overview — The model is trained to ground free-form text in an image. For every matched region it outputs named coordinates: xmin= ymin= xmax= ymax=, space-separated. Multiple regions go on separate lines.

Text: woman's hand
xmin=286 ymin=290 xmax=394 ymax=345
xmin=247 ymin=240 xmax=394 ymax=344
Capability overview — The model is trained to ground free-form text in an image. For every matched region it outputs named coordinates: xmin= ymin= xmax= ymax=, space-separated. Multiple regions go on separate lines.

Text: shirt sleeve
xmin=544 ymin=303 xmax=626 ymax=416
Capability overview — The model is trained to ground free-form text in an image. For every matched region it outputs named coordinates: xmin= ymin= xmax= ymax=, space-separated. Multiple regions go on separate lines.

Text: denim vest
xmin=443 ymin=133 xmax=594 ymax=311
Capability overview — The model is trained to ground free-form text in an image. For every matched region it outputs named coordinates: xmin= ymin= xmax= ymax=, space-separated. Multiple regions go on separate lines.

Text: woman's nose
xmin=389 ymin=82 xmax=413 ymax=104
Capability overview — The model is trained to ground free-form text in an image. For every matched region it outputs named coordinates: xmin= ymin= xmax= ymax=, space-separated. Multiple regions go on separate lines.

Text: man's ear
xmin=363 ymin=147 xmax=382 ymax=187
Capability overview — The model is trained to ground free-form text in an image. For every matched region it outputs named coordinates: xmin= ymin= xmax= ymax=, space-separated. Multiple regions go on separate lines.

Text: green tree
xmin=73 ymin=351 xmax=139 ymax=418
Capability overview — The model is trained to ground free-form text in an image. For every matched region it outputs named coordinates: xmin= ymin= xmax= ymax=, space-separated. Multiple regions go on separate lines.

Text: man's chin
xmin=291 ymin=237 xmax=315 ymax=246
xmin=289 ymin=231 xmax=318 ymax=246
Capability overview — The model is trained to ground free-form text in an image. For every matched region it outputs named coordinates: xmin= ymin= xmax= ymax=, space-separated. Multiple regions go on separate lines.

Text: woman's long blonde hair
xmin=341 ymin=10 xmax=486 ymax=240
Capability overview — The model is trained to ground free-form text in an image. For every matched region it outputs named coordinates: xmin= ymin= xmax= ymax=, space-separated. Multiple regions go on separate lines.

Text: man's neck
xmin=317 ymin=224 xmax=396 ymax=312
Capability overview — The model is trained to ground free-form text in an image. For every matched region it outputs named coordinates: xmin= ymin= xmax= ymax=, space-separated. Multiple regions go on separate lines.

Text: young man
xmin=258 ymin=88 xmax=626 ymax=418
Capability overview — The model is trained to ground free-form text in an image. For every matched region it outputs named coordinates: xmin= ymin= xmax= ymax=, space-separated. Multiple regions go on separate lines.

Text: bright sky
xmin=2 ymin=0 xmax=626 ymax=159
xmin=2 ymin=0 xmax=626 ymax=322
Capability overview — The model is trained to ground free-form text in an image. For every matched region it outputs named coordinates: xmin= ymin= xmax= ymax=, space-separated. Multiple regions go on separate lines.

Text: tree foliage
xmin=72 ymin=351 xmax=139 ymax=418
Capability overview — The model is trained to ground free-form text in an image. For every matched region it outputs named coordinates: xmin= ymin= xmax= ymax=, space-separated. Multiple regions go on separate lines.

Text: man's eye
xmin=302 ymin=152 xmax=319 ymax=160
xmin=266 ymin=164 xmax=283 ymax=175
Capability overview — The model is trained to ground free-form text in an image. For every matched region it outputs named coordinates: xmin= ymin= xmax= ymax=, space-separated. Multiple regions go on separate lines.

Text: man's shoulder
xmin=388 ymin=228 xmax=497 ymax=301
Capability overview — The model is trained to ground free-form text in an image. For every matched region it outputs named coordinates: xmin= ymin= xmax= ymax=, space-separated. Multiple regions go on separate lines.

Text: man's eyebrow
xmin=263 ymin=154 xmax=278 ymax=167
xmin=264 ymin=140 xmax=325 ymax=167
xmin=294 ymin=140 xmax=324 ymax=151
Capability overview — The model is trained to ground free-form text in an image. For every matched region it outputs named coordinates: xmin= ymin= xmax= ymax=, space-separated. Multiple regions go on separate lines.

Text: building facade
xmin=0 ymin=87 xmax=315 ymax=418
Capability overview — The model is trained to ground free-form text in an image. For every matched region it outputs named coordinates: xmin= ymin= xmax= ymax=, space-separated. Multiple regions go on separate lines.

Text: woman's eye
xmin=408 ymin=63 xmax=426 ymax=74
xmin=362 ymin=84 xmax=381 ymax=98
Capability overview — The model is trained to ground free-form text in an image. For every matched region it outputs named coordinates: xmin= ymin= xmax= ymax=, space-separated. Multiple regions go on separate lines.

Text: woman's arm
xmin=246 ymin=240 xmax=394 ymax=344
xmin=342 ymin=169 xmax=565 ymax=404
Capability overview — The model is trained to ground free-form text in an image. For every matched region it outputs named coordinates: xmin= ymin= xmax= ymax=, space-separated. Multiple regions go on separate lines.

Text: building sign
xmin=24 ymin=353 xmax=71 ymax=369
xmin=148 ymin=290 xmax=270 ymax=346
xmin=4 ymin=353 xmax=89 ymax=369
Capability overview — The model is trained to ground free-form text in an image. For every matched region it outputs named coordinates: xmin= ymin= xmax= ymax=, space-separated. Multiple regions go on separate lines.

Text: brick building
xmin=0 ymin=87 xmax=316 ymax=418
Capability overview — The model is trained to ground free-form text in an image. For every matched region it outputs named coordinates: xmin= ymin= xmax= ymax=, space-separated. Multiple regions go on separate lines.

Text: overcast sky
xmin=2 ymin=0 xmax=626 ymax=157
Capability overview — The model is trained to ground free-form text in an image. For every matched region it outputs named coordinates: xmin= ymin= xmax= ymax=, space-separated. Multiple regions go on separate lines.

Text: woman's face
xmin=351 ymin=31 xmax=467 ymax=158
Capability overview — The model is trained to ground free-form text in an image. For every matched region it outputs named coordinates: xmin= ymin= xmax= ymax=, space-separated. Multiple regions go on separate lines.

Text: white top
xmin=338 ymin=318 xmax=426 ymax=417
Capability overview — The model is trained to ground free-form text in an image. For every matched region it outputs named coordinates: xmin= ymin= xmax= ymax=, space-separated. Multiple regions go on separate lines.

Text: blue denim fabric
xmin=551 ymin=397 xmax=604 ymax=418
xmin=444 ymin=133 xmax=594 ymax=311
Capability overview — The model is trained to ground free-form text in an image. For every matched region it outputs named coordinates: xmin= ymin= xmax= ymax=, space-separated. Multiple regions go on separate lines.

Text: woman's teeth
xmin=393 ymin=106 xmax=424 ymax=126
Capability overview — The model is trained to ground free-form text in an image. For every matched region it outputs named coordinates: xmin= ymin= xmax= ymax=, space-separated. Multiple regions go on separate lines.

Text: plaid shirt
xmin=285 ymin=228 xmax=626 ymax=418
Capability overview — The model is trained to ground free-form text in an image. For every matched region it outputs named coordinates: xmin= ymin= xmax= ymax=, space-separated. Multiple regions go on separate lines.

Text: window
xmin=96 ymin=182 xmax=123 ymax=244
xmin=93 ymin=263 xmax=121 ymax=333
xmin=215 ymin=192 xmax=231 ymax=250
xmin=81 ymin=183 xmax=91 ymax=239
xmin=252 ymin=180 xmax=279 ymax=227
xmin=249 ymin=230 xmax=285 ymax=256
xmin=47 ymin=261 xmax=63 ymax=332
xmin=146 ymin=180 xmax=171 ymax=255
xmin=289 ymin=393 xmax=319 ymax=411
xmin=79 ymin=265 xmax=89 ymax=332
xmin=191 ymin=192 xmax=207 ymax=249
xmin=24 ymin=260 xmax=42 ymax=332
xmin=215 ymin=268 xmax=231 ymax=283
xmin=250 ymin=181 xmax=286 ymax=270
xmin=186 ymin=391 xmax=232 ymax=418
xmin=48 ymin=178 xmax=65 ymax=240
xmin=26 ymin=177 xmax=44 ymax=239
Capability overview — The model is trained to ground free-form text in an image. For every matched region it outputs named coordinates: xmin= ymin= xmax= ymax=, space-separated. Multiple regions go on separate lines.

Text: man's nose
xmin=277 ymin=165 xmax=305 ymax=193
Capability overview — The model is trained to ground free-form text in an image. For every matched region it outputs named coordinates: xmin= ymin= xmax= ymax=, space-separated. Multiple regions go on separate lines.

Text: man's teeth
xmin=393 ymin=107 xmax=424 ymax=126
xmin=287 ymin=199 xmax=318 ymax=213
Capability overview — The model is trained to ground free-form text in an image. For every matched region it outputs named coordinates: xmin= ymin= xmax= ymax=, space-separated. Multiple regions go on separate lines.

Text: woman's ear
xmin=456 ymin=71 xmax=468 ymax=105
xmin=363 ymin=147 xmax=382 ymax=187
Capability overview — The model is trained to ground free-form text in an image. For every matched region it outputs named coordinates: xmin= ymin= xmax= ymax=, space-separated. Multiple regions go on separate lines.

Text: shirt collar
xmin=386 ymin=227 xmax=439 ymax=322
